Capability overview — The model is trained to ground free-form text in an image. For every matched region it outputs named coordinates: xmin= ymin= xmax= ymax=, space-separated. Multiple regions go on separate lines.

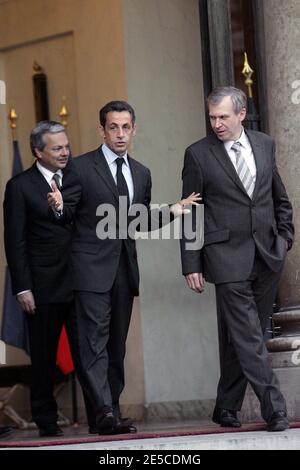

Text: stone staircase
xmin=267 ymin=305 xmax=300 ymax=353
xmin=241 ymin=305 xmax=300 ymax=423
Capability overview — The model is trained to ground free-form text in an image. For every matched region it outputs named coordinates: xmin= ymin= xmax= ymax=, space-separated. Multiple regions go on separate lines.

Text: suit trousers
xmin=70 ymin=248 xmax=134 ymax=423
xmin=214 ymin=251 xmax=286 ymax=422
xmin=27 ymin=302 xmax=71 ymax=427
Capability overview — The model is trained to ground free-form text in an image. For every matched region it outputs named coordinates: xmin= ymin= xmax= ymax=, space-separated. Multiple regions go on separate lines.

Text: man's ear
xmin=34 ymin=148 xmax=42 ymax=161
xmin=240 ymin=107 xmax=247 ymax=122
xmin=133 ymin=123 xmax=137 ymax=136
xmin=99 ymin=125 xmax=105 ymax=140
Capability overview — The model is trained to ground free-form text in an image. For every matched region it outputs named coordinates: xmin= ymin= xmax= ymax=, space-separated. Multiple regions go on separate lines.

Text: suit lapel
xmin=93 ymin=147 xmax=141 ymax=204
xmin=209 ymin=131 xmax=265 ymax=200
xmin=209 ymin=135 xmax=249 ymax=196
xmin=30 ymin=163 xmax=52 ymax=197
xmin=128 ymin=156 xmax=141 ymax=204
xmin=245 ymin=130 xmax=264 ymax=201
xmin=92 ymin=147 xmax=119 ymax=202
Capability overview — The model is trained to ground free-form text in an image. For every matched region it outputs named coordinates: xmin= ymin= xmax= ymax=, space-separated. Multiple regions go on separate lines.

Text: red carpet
xmin=1 ymin=422 xmax=300 ymax=448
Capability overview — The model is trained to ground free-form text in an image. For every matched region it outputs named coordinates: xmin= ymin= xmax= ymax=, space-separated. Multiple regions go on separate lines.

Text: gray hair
xmin=30 ymin=120 xmax=66 ymax=158
xmin=207 ymin=86 xmax=247 ymax=114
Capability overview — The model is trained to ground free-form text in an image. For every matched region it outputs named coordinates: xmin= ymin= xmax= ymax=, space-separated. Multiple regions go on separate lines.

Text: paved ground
xmin=0 ymin=419 xmax=299 ymax=450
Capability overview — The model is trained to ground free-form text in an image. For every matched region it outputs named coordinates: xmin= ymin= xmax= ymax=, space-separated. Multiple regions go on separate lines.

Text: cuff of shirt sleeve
xmin=17 ymin=290 xmax=31 ymax=296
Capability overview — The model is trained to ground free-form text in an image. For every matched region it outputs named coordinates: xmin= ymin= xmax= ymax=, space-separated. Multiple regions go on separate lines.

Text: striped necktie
xmin=231 ymin=141 xmax=254 ymax=198
xmin=52 ymin=173 xmax=62 ymax=190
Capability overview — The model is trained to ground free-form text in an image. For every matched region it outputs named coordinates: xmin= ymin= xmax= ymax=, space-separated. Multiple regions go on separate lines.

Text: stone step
xmin=267 ymin=336 xmax=300 ymax=352
xmin=273 ymin=309 xmax=300 ymax=324
xmin=20 ymin=428 xmax=300 ymax=450
xmin=270 ymin=308 xmax=300 ymax=339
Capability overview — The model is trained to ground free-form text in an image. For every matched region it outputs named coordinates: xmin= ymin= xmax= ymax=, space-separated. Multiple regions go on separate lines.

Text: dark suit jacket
xmin=4 ymin=163 xmax=75 ymax=304
xmin=181 ymin=130 xmax=294 ymax=284
xmin=61 ymin=146 xmax=158 ymax=296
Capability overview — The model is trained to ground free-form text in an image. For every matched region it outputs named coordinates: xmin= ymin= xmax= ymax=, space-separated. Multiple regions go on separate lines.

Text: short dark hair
xmin=99 ymin=100 xmax=136 ymax=127
xmin=30 ymin=120 xmax=66 ymax=158
xmin=207 ymin=86 xmax=247 ymax=114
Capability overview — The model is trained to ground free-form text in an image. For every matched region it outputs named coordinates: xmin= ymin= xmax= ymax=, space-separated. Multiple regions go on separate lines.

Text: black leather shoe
xmin=113 ymin=417 xmax=137 ymax=434
xmin=39 ymin=423 xmax=64 ymax=437
xmin=88 ymin=425 xmax=98 ymax=434
xmin=0 ymin=426 xmax=13 ymax=438
xmin=267 ymin=411 xmax=289 ymax=432
xmin=90 ymin=419 xmax=137 ymax=434
xmin=96 ymin=410 xmax=118 ymax=435
xmin=212 ymin=407 xmax=241 ymax=428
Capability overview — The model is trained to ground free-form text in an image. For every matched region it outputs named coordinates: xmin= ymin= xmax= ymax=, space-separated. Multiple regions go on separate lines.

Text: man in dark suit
xmin=181 ymin=87 xmax=294 ymax=432
xmin=48 ymin=101 xmax=198 ymax=435
xmin=3 ymin=121 xmax=77 ymax=437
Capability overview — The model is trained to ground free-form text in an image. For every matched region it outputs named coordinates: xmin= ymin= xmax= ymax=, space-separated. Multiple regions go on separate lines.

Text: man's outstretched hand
xmin=170 ymin=192 xmax=201 ymax=217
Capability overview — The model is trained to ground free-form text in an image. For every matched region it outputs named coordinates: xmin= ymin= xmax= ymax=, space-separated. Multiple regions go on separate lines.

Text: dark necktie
xmin=52 ymin=173 xmax=62 ymax=190
xmin=115 ymin=158 xmax=129 ymax=206
xmin=231 ymin=141 xmax=254 ymax=198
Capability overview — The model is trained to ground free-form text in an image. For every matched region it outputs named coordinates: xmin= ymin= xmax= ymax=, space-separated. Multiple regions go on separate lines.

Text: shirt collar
xmin=224 ymin=128 xmax=247 ymax=153
xmin=102 ymin=143 xmax=129 ymax=166
xmin=36 ymin=161 xmax=63 ymax=184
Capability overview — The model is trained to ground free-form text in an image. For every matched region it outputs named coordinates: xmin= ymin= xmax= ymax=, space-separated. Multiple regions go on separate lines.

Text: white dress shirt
xmin=102 ymin=143 xmax=134 ymax=206
xmin=224 ymin=128 xmax=257 ymax=183
xmin=36 ymin=161 xmax=63 ymax=188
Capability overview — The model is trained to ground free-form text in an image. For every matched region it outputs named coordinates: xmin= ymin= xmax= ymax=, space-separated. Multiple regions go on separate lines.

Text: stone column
xmin=245 ymin=1 xmax=300 ymax=423
xmin=263 ymin=0 xmax=300 ymax=306
xmin=207 ymin=0 xmax=234 ymax=88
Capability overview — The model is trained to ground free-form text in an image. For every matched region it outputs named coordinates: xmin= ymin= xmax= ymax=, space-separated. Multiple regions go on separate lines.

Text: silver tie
xmin=52 ymin=173 xmax=62 ymax=189
xmin=231 ymin=141 xmax=254 ymax=198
